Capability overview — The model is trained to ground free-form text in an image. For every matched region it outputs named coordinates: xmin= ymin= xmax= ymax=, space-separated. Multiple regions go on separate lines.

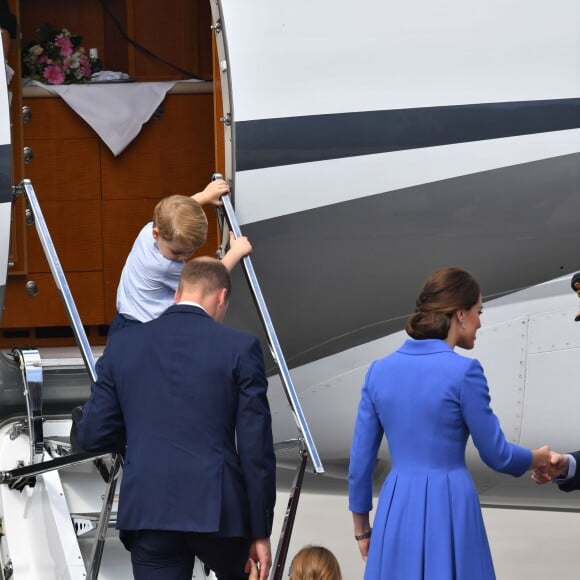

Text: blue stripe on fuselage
xmin=235 ymin=98 xmax=580 ymax=171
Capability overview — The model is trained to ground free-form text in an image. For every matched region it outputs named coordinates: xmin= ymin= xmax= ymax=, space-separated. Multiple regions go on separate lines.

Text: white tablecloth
xmin=30 ymin=79 xmax=202 ymax=156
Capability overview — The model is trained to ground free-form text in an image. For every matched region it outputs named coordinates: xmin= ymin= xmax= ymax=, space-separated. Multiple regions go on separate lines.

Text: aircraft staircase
xmin=0 ymin=178 xmax=323 ymax=580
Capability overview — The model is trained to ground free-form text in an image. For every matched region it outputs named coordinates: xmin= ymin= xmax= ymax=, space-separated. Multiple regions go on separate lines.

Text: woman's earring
xmin=460 ymin=321 xmax=465 ymax=328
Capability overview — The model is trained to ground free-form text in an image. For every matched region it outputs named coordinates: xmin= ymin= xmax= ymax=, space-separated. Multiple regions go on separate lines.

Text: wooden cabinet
xmin=1 ymin=0 xmax=220 ymax=347
xmin=2 ymin=88 xmax=216 ymax=344
xmin=19 ymin=0 xmax=212 ymax=82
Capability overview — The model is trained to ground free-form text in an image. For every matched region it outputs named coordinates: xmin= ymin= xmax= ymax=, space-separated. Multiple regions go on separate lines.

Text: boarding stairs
xmin=0 ymin=178 xmax=323 ymax=580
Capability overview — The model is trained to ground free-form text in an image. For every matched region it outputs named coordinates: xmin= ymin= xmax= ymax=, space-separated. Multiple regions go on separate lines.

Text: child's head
xmin=152 ymin=195 xmax=208 ymax=262
xmin=289 ymin=545 xmax=342 ymax=580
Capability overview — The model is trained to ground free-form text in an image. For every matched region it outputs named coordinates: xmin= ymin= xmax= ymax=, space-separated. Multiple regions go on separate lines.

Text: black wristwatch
xmin=355 ymin=529 xmax=372 ymax=541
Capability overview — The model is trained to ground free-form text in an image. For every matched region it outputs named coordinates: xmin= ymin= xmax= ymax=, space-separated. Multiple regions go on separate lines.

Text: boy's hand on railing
xmin=193 ymin=179 xmax=230 ymax=206
xmin=221 ymin=232 xmax=253 ymax=271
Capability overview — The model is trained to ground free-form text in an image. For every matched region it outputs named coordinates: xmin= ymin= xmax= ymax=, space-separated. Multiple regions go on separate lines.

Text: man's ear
xmin=217 ymin=287 xmax=229 ymax=309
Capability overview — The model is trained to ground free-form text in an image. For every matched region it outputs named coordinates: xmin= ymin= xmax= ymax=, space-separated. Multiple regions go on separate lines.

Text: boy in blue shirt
xmin=109 ymin=179 xmax=251 ymax=336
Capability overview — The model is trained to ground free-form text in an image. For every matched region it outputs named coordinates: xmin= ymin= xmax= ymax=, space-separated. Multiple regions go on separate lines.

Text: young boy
xmin=109 ymin=179 xmax=251 ymax=336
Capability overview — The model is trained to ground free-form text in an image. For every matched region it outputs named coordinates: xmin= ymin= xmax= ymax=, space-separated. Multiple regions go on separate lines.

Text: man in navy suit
xmin=77 ymin=257 xmax=276 ymax=580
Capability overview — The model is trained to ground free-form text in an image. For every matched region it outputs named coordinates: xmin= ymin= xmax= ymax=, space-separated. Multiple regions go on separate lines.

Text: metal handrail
xmin=0 ymin=451 xmax=109 ymax=489
xmin=20 ymin=179 xmax=121 ymax=579
xmin=217 ymin=189 xmax=324 ymax=474
xmin=21 ymin=180 xmax=97 ymax=382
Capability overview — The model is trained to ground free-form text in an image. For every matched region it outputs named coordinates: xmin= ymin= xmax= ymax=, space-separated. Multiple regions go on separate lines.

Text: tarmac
xmin=273 ymin=470 xmax=580 ymax=579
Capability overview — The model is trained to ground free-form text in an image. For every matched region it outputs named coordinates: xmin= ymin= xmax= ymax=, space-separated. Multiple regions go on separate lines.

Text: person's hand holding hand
xmin=248 ymin=538 xmax=271 ymax=580
xmin=245 ymin=558 xmax=259 ymax=580
xmin=530 ymin=445 xmax=551 ymax=471
xmin=532 ymin=451 xmax=570 ymax=485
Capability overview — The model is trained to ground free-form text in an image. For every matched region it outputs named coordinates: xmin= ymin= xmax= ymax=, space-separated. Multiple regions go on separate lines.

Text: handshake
xmin=530 ymin=447 xmax=570 ymax=485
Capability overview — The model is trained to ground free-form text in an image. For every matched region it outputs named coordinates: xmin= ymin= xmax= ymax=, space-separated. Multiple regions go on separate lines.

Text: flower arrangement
xmin=22 ymin=23 xmax=97 ymax=85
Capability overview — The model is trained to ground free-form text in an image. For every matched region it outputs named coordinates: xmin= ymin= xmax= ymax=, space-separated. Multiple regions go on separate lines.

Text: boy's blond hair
xmin=153 ymin=195 xmax=208 ymax=250
xmin=289 ymin=545 xmax=343 ymax=580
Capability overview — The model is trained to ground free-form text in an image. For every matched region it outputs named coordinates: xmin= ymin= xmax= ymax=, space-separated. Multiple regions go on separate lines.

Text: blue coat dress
xmin=348 ymin=339 xmax=532 ymax=580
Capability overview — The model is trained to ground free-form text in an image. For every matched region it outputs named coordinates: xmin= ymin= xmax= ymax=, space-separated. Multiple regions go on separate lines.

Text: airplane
xmin=0 ymin=0 xmax=579 ymax=577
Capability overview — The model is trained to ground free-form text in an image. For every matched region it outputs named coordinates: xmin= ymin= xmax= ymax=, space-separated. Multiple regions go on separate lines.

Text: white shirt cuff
xmin=555 ymin=454 xmax=576 ymax=482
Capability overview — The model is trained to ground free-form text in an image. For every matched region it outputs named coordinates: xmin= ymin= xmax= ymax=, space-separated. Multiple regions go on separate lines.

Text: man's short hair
xmin=178 ymin=257 xmax=232 ymax=299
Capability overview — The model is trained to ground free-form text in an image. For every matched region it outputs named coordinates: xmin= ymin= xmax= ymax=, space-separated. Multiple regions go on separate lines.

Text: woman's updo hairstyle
xmin=406 ymin=267 xmax=480 ymax=340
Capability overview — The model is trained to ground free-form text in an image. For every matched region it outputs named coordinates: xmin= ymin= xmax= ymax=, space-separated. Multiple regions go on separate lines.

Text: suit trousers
xmin=122 ymin=530 xmax=250 ymax=580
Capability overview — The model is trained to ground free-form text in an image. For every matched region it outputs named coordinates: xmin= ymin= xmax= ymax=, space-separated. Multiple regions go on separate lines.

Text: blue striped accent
xmin=235 ymin=98 xmax=580 ymax=171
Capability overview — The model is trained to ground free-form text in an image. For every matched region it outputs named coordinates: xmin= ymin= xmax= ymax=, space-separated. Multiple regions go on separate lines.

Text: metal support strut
xmin=13 ymin=348 xmax=44 ymax=465
xmin=271 ymin=447 xmax=308 ymax=580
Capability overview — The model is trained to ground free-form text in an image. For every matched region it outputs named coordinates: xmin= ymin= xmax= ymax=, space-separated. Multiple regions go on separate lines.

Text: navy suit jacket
xmin=77 ymin=304 xmax=276 ymax=539
xmin=559 ymin=451 xmax=580 ymax=492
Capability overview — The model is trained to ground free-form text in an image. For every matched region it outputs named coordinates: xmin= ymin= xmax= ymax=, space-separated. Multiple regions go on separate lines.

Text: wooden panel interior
xmin=23 ymin=137 xmax=101 ymax=201
xmin=25 ymin=199 xmax=102 ymax=273
xmin=2 ymin=0 xmax=218 ymax=347
xmin=101 ymin=0 xmax=132 ymax=75
xmin=2 ymin=271 xmax=104 ymax=328
xmin=101 ymin=93 xmax=214 ymax=198
xmin=20 ymin=0 xmax=212 ymax=82
xmin=22 ymin=98 xmax=97 ymax=140
xmin=131 ymin=0 xmax=201 ymax=81
xmin=20 ymin=0 xmax=105 ymax=62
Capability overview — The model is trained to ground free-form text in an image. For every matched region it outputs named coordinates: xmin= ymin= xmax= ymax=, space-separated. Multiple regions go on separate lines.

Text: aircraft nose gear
xmin=572 ymin=273 xmax=580 ymax=321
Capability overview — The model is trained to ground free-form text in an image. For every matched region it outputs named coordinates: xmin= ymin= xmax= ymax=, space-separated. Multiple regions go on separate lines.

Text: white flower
xmin=68 ymin=52 xmax=81 ymax=69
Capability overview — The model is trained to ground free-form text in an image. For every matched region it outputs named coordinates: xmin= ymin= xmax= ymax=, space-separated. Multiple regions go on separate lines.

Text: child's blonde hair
xmin=289 ymin=546 xmax=343 ymax=580
xmin=153 ymin=195 xmax=208 ymax=250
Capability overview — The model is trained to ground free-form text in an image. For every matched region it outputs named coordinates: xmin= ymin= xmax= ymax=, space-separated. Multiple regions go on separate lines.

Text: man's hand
xmin=247 ymin=538 xmax=271 ymax=580
xmin=532 ymin=452 xmax=570 ymax=485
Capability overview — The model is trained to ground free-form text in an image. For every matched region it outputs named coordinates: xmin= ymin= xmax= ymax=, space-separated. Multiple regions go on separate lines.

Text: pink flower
xmin=43 ymin=64 xmax=65 ymax=85
xmin=54 ymin=35 xmax=73 ymax=57
xmin=80 ymin=58 xmax=92 ymax=77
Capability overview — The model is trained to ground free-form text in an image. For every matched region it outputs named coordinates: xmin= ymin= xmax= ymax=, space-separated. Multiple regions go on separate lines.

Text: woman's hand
xmin=352 ymin=511 xmax=372 ymax=561
xmin=356 ymin=535 xmax=371 ymax=561
xmin=530 ymin=445 xmax=551 ymax=470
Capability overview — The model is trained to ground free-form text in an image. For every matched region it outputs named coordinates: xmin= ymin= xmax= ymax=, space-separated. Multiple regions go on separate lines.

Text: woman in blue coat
xmin=348 ymin=267 xmax=551 ymax=579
